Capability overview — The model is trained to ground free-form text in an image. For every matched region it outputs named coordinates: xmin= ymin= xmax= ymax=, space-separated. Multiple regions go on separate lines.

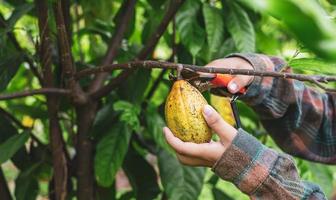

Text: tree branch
xmin=0 ymin=107 xmax=45 ymax=147
xmin=0 ymin=88 xmax=70 ymax=101
xmin=137 ymin=0 xmax=184 ymax=60
xmin=90 ymin=0 xmax=185 ymax=99
xmin=54 ymin=0 xmax=87 ymax=105
xmin=88 ymin=0 xmax=137 ymax=93
xmin=0 ymin=107 xmax=25 ymax=129
xmin=143 ymin=68 xmax=167 ymax=106
xmin=61 ymin=0 xmax=72 ymax=44
xmin=74 ymin=2 xmax=137 ymax=199
xmin=75 ymin=105 xmax=97 ymax=200
xmin=75 ymin=60 xmax=336 ymax=92
xmin=89 ymin=70 xmax=131 ymax=100
xmin=37 ymin=1 xmax=70 ymax=199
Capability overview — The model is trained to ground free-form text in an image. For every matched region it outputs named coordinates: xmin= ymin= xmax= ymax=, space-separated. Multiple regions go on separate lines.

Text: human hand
xmin=206 ymin=57 xmax=254 ymax=94
xmin=163 ymin=105 xmax=237 ymax=167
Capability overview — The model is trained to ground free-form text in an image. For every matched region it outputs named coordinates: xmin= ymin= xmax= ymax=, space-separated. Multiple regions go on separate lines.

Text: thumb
xmin=202 ymin=105 xmax=237 ymax=143
xmin=227 ymin=76 xmax=252 ymax=94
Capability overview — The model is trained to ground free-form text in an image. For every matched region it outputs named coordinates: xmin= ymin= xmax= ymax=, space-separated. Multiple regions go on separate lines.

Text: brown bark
xmin=0 ymin=88 xmax=70 ymax=101
xmin=36 ymin=0 xmax=68 ymax=199
xmin=76 ymin=60 xmax=336 ymax=93
xmin=75 ymin=1 xmax=136 ymax=199
xmin=75 ymin=105 xmax=98 ymax=200
xmin=54 ymin=0 xmax=87 ymax=105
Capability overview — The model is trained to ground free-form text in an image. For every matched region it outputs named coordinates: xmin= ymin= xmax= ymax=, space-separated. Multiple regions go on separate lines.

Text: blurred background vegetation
xmin=1 ymin=0 xmax=336 ymax=199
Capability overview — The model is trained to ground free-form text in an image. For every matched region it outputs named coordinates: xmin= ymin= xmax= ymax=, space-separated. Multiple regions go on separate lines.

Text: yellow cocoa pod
xmin=165 ymin=80 xmax=212 ymax=143
xmin=210 ymin=95 xmax=235 ymax=126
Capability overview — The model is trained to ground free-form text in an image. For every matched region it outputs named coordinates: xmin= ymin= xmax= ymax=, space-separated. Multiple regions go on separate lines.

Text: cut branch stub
xmin=177 ymin=64 xmax=183 ymax=80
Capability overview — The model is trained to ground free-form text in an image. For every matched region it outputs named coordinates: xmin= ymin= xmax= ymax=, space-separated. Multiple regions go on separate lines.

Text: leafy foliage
xmin=94 ymin=123 xmax=132 ymax=187
xmin=123 ymin=145 xmax=161 ymax=200
xmin=0 ymin=131 xmax=29 ymax=164
xmin=203 ymin=4 xmax=225 ymax=59
xmin=289 ymin=58 xmax=336 ymax=75
xmin=158 ymin=150 xmax=206 ymax=200
xmin=226 ymin=1 xmax=255 ymax=53
xmin=239 ymin=0 xmax=336 ymax=60
xmin=176 ymin=0 xmax=205 ymax=57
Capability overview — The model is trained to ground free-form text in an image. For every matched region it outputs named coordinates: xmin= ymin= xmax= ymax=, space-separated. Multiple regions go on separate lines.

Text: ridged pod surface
xmin=165 ymin=80 xmax=212 ymax=143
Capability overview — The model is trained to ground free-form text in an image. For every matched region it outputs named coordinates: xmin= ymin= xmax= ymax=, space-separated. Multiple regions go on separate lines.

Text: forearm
xmin=228 ymin=53 xmax=336 ymax=163
xmin=212 ymin=129 xmax=326 ymax=200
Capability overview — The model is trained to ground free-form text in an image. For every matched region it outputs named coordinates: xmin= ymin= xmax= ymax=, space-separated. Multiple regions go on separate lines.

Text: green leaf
xmin=6 ymin=3 xmax=34 ymax=31
xmin=289 ymin=58 xmax=336 ymax=75
xmin=0 ymin=113 xmax=31 ymax=169
xmin=113 ymin=100 xmax=141 ymax=132
xmin=0 ymin=50 xmax=24 ymax=91
xmin=92 ymin=102 xmax=118 ymax=138
xmin=158 ymin=150 xmax=205 ymax=200
xmin=94 ymin=123 xmax=132 ymax=187
xmin=15 ymin=163 xmax=40 ymax=200
xmin=238 ymin=0 xmax=336 ymax=60
xmin=176 ymin=0 xmax=205 ymax=57
xmin=203 ymin=4 xmax=225 ymax=59
xmin=118 ymin=69 xmax=151 ymax=104
xmin=118 ymin=191 xmax=135 ymax=200
xmin=0 ymin=113 xmax=17 ymax=141
xmin=214 ymin=38 xmax=237 ymax=59
xmin=212 ymin=187 xmax=235 ymax=200
xmin=226 ymin=2 xmax=255 ymax=53
xmin=96 ymin=183 xmax=116 ymax=200
xmin=0 ymin=131 xmax=29 ymax=164
xmin=141 ymin=9 xmax=164 ymax=44
xmin=148 ymin=0 xmax=166 ymax=9
xmin=145 ymin=104 xmax=171 ymax=152
xmin=123 ymin=145 xmax=161 ymax=200
xmin=308 ymin=163 xmax=334 ymax=196
xmin=207 ymin=174 xmax=219 ymax=185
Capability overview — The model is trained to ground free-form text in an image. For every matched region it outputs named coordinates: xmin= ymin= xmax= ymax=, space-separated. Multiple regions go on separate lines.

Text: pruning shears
xmin=195 ymin=73 xmax=246 ymax=129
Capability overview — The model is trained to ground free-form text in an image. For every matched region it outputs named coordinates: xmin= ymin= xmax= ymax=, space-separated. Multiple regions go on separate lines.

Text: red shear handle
xmin=210 ymin=74 xmax=246 ymax=93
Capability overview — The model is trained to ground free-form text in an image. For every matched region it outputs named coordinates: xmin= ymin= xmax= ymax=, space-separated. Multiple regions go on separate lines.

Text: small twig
xmin=76 ymin=60 xmax=336 ymax=93
xmin=90 ymin=0 xmax=185 ymax=99
xmin=0 ymin=88 xmax=70 ymax=101
xmin=88 ymin=0 xmax=136 ymax=93
xmin=76 ymin=60 xmax=336 ymax=81
xmin=90 ymin=70 xmax=131 ymax=99
xmin=311 ymin=80 xmax=336 ymax=92
xmin=0 ymin=107 xmax=25 ymax=129
xmin=145 ymin=69 xmax=167 ymax=101
xmin=0 ymin=107 xmax=45 ymax=146
xmin=137 ymin=0 xmax=185 ymax=60
xmin=0 ymin=13 xmax=43 ymax=84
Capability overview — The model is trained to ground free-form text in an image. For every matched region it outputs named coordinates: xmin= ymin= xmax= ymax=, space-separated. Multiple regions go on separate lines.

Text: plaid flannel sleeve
xmin=211 ymin=53 xmax=335 ymax=199
xmin=212 ymin=129 xmax=326 ymax=199
xmin=228 ymin=53 xmax=336 ymax=163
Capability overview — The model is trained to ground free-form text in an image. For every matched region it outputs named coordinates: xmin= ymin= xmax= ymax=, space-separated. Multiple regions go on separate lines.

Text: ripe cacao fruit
xmin=165 ymin=80 xmax=212 ymax=143
xmin=210 ymin=95 xmax=235 ymax=126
